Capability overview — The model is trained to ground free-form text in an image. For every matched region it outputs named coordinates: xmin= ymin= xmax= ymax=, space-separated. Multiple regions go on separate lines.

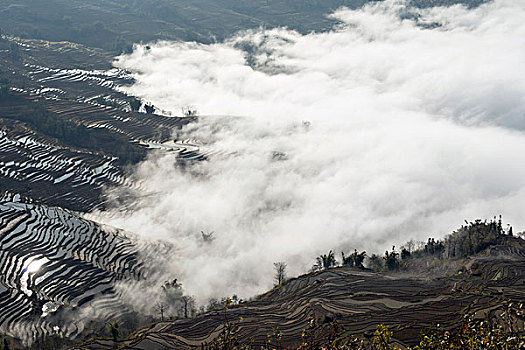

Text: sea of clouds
xmin=92 ymin=0 xmax=525 ymax=303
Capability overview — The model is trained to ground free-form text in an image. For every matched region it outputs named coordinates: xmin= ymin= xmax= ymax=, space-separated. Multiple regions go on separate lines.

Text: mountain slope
xmin=0 ymin=196 xmax=143 ymax=343
xmin=0 ymin=37 xmax=203 ymax=212
xmin=75 ymin=242 xmax=525 ymax=349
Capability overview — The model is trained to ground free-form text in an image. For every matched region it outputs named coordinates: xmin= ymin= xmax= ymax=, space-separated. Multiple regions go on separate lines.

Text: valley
xmin=0 ymin=0 xmax=523 ymax=349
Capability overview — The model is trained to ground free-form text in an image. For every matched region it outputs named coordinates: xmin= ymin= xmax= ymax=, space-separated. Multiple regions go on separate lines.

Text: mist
xmin=91 ymin=0 xmax=525 ymax=303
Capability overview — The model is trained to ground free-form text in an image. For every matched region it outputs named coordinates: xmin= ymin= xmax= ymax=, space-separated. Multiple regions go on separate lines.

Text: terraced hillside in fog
xmin=0 ymin=37 xmax=206 ymax=212
xmin=0 ymin=196 xmax=143 ymax=342
xmin=0 ymin=127 xmax=125 ymax=211
xmin=0 ymin=33 xmax=222 ymax=346
xmin=76 ymin=242 xmax=525 ymax=349
xmin=0 ymin=0 xmax=523 ymax=348
xmin=0 ymin=34 xmax=216 ymax=347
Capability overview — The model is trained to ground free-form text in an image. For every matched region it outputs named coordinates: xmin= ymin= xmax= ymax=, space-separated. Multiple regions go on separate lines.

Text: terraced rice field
xmin=0 ymin=38 xmax=214 ymax=212
xmin=0 ymin=196 xmax=143 ymax=342
xmin=0 ymin=37 xmax=224 ymax=344
xmin=75 ymin=246 xmax=525 ymax=349
xmin=35 ymin=97 xmax=190 ymax=144
xmin=0 ymin=128 xmax=126 ymax=211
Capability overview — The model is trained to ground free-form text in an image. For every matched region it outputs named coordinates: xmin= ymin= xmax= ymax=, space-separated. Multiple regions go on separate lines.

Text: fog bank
xmin=93 ymin=0 xmax=525 ymax=302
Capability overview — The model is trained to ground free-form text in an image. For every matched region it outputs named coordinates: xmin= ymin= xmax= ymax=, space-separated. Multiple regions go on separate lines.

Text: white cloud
xmin=93 ymin=0 xmax=525 ymax=303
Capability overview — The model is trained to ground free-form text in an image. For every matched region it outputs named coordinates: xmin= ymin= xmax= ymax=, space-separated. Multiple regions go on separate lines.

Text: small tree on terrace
xmin=107 ymin=321 xmax=120 ymax=342
xmin=384 ymin=246 xmax=400 ymax=271
xmin=153 ymin=301 xmax=167 ymax=321
xmin=144 ymin=103 xmax=155 ymax=114
xmin=273 ymin=261 xmax=287 ymax=285
xmin=181 ymin=295 xmax=196 ymax=318
xmin=368 ymin=253 xmax=384 ymax=271
xmin=129 ymin=98 xmax=141 ymax=112
xmin=401 ymin=247 xmax=411 ymax=260
xmin=313 ymin=250 xmax=337 ymax=271
xmin=342 ymin=249 xmax=366 ymax=268
xmin=404 ymin=239 xmax=415 ymax=253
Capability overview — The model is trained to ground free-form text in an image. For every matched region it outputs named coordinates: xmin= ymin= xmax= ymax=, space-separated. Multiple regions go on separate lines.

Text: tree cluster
xmin=312 ymin=250 xmax=338 ymax=272
xmin=399 ymin=216 xmax=519 ymax=263
xmin=443 ymin=216 xmax=511 ymax=258
xmin=153 ymin=279 xmax=197 ymax=320
xmin=144 ymin=103 xmax=155 ymax=114
xmin=298 ymin=217 xmax=520 ymax=276
xmin=383 ymin=246 xmax=400 ymax=271
xmin=311 ymin=247 xmax=401 ymax=273
xmin=129 ymin=98 xmax=142 ymax=112
xmin=341 ymin=249 xmax=366 ymax=269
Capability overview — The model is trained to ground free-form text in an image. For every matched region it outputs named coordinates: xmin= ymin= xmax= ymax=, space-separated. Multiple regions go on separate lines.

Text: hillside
xmin=74 ymin=239 xmax=525 ymax=349
xmin=0 ymin=35 xmax=204 ymax=211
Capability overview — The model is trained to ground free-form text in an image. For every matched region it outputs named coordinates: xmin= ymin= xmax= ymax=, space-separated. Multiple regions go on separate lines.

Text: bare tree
xmin=415 ymin=240 xmax=426 ymax=251
xmin=273 ymin=262 xmax=287 ymax=285
xmin=153 ymin=301 xmax=166 ymax=321
xmin=181 ymin=295 xmax=196 ymax=318
xmin=405 ymin=239 xmax=415 ymax=253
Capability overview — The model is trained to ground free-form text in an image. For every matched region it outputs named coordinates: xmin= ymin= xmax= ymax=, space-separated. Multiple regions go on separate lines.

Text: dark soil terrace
xmin=76 ymin=244 xmax=525 ymax=349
